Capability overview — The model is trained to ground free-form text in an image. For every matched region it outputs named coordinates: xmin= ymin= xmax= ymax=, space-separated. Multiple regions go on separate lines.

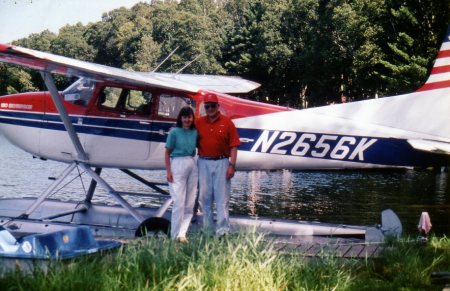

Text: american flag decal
xmin=417 ymin=26 xmax=450 ymax=92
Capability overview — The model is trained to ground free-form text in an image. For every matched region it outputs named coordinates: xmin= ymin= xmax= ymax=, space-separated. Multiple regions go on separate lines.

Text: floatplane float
xmin=0 ymin=25 xmax=449 ymax=244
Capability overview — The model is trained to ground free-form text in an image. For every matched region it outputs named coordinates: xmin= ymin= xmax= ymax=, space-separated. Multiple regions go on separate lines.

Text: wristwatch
xmin=228 ymin=162 xmax=235 ymax=168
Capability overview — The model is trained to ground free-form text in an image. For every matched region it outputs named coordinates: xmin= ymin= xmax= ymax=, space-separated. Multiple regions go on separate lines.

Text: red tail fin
xmin=417 ymin=25 xmax=450 ymax=92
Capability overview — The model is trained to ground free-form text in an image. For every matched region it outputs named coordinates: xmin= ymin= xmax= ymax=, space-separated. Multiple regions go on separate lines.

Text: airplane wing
xmin=0 ymin=43 xmax=260 ymax=94
xmin=407 ymin=139 xmax=450 ymax=155
xmin=151 ymin=73 xmax=260 ymax=94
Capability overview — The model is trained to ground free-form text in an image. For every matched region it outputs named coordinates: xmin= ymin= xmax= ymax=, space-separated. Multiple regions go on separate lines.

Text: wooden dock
xmin=268 ymin=236 xmax=385 ymax=258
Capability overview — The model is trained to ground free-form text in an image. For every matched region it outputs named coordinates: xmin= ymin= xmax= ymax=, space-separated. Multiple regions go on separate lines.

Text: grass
xmin=1 ymin=233 xmax=450 ymax=290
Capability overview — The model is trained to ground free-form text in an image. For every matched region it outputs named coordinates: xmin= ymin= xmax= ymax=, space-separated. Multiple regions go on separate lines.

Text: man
xmin=196 ymin=93 xmax=240 ymax=236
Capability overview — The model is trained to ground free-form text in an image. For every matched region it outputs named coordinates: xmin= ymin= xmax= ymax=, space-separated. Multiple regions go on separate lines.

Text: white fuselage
xmin=1 ymin=87 xmax=449 ymax=170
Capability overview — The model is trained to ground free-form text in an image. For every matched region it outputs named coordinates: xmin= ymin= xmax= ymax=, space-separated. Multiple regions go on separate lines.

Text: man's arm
xmin=226 ymin=147 xmax=238 ymax=180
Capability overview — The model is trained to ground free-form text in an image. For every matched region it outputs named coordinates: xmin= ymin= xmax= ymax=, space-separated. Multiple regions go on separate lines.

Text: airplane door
xmin=148 ymin=93 xmax=195 ymax=168
xmin=83 ymin=86 xmax=153 ymax=168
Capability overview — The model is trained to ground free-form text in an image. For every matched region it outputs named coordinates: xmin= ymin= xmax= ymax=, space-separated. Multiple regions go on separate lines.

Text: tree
xmin=85 ymin=4 xmax=160 ymax=72
xmin=222 ymin=0 xmax=319 ymax=107
xmin=151 ymin=1 xmax=227 ymax=74
xmin=378 ymin=0 xmax=450 ymax=95
xmin=50 ymin=23 xmax=95 ymax=61
xmin=330 ymin=0 xmax=450 ymax=100
xmin=262 ymin=0 xmax=319 ymax=107
xmin=330 ymin=0 xmax=387 ymax=100
xmin=0 ymin=64 xmax=37 ymax=95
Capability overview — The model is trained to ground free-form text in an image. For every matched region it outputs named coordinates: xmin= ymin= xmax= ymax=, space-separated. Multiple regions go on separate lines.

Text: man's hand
xmin=227 ymin=147 xmax=237 ymax=180
xmin=226 ymin=165 xmax=235 ymax=180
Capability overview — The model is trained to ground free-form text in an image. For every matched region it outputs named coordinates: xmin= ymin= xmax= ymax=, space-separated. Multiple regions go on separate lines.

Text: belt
xmin=199 ymin=156 xmax=228 ymax=160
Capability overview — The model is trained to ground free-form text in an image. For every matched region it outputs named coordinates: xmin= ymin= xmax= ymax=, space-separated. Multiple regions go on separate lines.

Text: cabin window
xmin=157 ymin=94 xmax=194 ymax=119
xmin=62 ymin=78 xmax=95 ymax=106
xmin=99 ymin=87 xmax=122 ymax=109
xmin=124 ymin=90 xmax=152 ymax=115
xmin=98 ymin=86 xmax=153 ymax=116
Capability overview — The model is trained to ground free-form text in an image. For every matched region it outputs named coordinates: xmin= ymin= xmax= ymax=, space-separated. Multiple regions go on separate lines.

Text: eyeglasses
xmin=204 ymin=103 xmax=217 ymax=109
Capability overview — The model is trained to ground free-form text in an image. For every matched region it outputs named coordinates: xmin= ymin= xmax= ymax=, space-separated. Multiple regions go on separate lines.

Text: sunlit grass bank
xmin=1 ymin=233 xmax=450 ymax=290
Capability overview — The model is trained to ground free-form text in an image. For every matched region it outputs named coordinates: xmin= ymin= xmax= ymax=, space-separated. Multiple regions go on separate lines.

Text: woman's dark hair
xmin=176 ymin=106 xmax=195 ymax=129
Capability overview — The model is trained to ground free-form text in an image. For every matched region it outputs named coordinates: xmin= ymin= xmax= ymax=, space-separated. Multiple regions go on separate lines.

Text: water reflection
xmin=231 ymin=169 xmax=450 ymax=235
xmin=0 ymin=134 xmax=449 ymax=235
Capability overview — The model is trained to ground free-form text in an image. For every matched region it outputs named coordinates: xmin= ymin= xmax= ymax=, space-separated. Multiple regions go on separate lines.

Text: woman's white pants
xmin=168 ymin=156 xmax=198 ymax=240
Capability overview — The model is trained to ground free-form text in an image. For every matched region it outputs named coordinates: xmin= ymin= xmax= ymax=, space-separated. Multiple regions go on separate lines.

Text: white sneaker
xmin=176 ymin=236 xmax=188 ymax=243
xmin=215 ymin=228 xmax=229 ymax=237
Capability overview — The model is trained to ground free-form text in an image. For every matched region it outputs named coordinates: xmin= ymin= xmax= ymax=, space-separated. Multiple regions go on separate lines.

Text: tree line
xmin=1 ymin=0 xmax=449 ymax=108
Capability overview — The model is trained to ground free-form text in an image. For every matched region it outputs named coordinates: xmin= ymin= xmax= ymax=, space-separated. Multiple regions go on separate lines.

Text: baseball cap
xmin=204 ymin=93 xmax=218 ymax=103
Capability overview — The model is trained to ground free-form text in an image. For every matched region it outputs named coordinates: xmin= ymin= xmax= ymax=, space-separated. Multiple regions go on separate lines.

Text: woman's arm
xmin=165 ymin=148 xmax=173 ymax=183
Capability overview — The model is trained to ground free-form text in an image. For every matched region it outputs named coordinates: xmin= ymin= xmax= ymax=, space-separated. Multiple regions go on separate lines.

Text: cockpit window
xmin=62 ymin=78 xmax=95 ymax=106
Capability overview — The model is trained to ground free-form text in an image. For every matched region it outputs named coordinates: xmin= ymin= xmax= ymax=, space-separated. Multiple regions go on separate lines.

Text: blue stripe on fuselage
xmin=0 ymin=111 xmax=44 ymax=129
xmin=0 ymin=111 xmax=174 ymax=142
xmin=45 ymin=114 xmax=155 ymax=132
xmin=237 ymin=128 xmax=445 ymax=167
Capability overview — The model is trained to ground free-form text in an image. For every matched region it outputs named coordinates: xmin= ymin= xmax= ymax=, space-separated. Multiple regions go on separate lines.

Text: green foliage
xmin=151 ymin=1 xmax=228 ymax=74
xmin=50 ymin=23 xmax=95 ymax=61
xmin=330 ymin=0 xmax=388 ymax=100
xmin=1 ymin=0 xmax=449 ymax=106
xmin=0 ymin=64 xmax=37 ymax=94
xmin=380 ymin=32 xmax=429 ymax=92
xmin=14 ymin=30 xmax=57 ymax=51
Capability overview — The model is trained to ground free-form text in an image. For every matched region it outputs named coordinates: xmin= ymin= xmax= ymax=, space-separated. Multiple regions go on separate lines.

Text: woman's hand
xmin=165 ymin=148 xmax=173 ymax=182
xmin=167 ymin=170 xmax=174 ymax=183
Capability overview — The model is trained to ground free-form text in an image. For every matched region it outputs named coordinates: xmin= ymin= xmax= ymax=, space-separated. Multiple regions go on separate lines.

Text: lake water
xmin=0 ymin=134 xmax=449 ymax=236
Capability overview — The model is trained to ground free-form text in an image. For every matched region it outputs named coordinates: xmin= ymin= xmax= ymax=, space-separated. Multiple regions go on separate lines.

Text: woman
xmin=165 ymin=106 xmax=198 ymax=243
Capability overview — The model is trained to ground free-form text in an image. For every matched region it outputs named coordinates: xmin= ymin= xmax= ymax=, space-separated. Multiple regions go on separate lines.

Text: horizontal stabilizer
xmin=407 ymin=139 xmax=450 ymax=155
xmin=151 ymin=73 xmax=260 ymax=93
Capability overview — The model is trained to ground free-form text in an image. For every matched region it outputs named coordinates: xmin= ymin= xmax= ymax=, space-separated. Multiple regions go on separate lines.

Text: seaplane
xmin=0 ymin=26 xmax=448 ymax=242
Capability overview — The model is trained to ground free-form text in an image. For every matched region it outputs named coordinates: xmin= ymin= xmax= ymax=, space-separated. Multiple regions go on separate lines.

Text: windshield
xmin=62 ymin=78 xmax=96 ymax=106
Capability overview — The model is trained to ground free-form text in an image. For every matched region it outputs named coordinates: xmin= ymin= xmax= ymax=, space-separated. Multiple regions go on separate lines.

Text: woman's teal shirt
xmin=165 ymin=127 xmax=198 ymax=157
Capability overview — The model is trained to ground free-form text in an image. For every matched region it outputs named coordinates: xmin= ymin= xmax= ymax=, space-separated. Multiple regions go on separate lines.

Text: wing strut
xmin=38 ymin=72 xmax=146 ymax=224
xmin=79 ymin=164 xmax=145 ymax=222
xmin=20 ymin=162 xmax=147 ymax=223
xmin=40 ymin=71 xmax=88 ymax=162
xmin=20 ymin=162 xmax=78 ymax=218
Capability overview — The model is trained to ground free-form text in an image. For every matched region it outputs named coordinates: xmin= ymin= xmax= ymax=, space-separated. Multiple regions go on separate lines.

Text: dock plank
xmin=267 ymin=236 xmax=385 ymax=259
xmin=334 ymin=245 xmax=352 ymax=258
xmin=342 ymin=244 xmax=366 ymax=258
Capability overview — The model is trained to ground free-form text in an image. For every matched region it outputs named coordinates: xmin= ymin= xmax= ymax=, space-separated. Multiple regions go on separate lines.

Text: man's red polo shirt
xmin=197 ymin=113 xmax=241 ymax=158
